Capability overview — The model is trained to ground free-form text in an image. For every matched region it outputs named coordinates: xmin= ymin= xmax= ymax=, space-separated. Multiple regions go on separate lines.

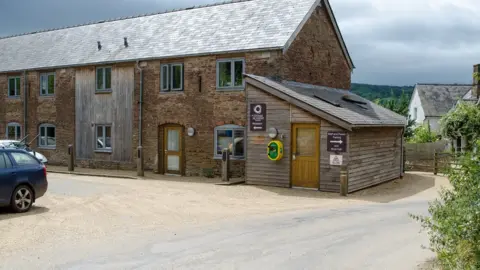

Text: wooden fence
xmin=433 ymin=151 xmax=463 ymax=175
xmin=404 ymin=141 xmax=450 ymax=172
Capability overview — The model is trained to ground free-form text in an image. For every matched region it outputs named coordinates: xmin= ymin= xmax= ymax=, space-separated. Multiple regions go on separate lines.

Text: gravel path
xmin=0 ymin=172 xmax=448 ymax=269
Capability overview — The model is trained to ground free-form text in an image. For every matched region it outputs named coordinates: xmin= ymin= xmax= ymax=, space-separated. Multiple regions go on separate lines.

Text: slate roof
xmin=0 ymin=0 xmax=353 ymax=73
xmin=245 ymin=74 xmax=407 ymax=129
xmin=415 ymin=84 xmax=472 ymax=117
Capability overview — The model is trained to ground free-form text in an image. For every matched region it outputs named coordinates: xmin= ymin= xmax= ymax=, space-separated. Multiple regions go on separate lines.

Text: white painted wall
xmin=424 ymin=117 xmax=441 ymax=133
xmin=408 ymin=89 xmax=425 ymax=126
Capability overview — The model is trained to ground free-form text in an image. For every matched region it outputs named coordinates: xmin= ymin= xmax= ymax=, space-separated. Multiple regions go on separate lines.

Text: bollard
xmin=67 ymin=144 xmax=74 ymax=172
xmin=221 ymin=148 xmax=230 ymax=182
xmin=340 ymin=166 xmax=348 ymax=196
xmin=433 ymin=150 xmax=438 ymax=175
xmin=137 ymin=146 xmax=144 ymax=177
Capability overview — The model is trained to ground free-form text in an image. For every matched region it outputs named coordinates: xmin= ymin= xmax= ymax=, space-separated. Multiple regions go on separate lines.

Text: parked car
xmin=0 ymin=148 xmax=48 ymax=213
xmin=0 ymin=140 xmax=48 ymax=164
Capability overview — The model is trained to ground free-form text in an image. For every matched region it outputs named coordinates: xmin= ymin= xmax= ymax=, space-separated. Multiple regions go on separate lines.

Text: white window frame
xmin=216 ymin=58 xmax=245 ymax=91
xmin=40 ymin=73 xmax=55 ymax=96
xmin=413 ymin=107 xmax=418 ymax=120
xmin=96 ymin=67 xmax=112 ymax=92
xmin=6 ymin=122 xmax=22 ymax=140
xmin=213 ymin=124 xmax=245 ymax=159
xmin=38 ymin=124 xmax=56 ymax=149
xmin=95 ymin=124 xmax=112 ymax=152
xmin=160 ymin=63 xmax=184 ymax=92
xmin=8 ymin=77 xmax=21 ymax=97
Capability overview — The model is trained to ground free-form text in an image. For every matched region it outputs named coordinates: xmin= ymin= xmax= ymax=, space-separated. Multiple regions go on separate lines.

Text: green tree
xmin=411 ymin=145 xmax=480 ymax=269
xmin=440 ymin=102 xmax=480 ymax=151
xmin=374 ymin=90 xmax=415 ymax=140
xmin=409 ymin=124 xmax=438 ymax=143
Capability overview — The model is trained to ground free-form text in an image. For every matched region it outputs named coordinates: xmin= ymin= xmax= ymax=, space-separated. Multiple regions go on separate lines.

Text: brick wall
xmin=281 ymin=5 xmax=352 ymax=90
xmin=0 ymin=73 xmax=25 ymax=139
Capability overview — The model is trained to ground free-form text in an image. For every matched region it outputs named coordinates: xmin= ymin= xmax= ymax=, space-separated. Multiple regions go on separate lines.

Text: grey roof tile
xmin=0 ymin=0 xmax=318 ymax=73
xmin=415 ymin=84 xmax=472 ymax=117
xmin=246 ymin=74 xmax=407 ymax=127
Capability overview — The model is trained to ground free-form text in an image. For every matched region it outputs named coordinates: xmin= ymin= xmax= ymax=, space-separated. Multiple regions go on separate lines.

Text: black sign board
xmin=250 ymin=103 xmax=266 ymax=131
xmin=327 ymin=132 xmax=347 ymax=152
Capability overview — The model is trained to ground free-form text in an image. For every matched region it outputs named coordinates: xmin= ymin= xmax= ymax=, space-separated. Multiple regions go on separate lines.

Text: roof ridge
xmin=416 ymin=83 xmax=472 ymax=86
xmin=0 ymin=0 xmax=253 ymax=40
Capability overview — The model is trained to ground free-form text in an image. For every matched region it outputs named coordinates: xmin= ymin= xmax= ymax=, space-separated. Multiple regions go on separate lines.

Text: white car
xmin=0 ymin=140 xmax=48 ymax=163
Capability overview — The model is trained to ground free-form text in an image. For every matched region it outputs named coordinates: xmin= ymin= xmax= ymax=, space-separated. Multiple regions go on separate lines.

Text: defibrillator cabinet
xmin=267 ymin=140 xmax=284 ymax=161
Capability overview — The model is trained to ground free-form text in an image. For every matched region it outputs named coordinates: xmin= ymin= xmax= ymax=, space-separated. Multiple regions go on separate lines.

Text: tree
xmin=408 ymin=124 xmax=438 ymax=143
xmin=411 ymin=145 xmax=480 ymax=269
xmin=375 ymin=90 xmax=414 ymax=140
xmin=440 ymin=102 xmax=480 ymax=151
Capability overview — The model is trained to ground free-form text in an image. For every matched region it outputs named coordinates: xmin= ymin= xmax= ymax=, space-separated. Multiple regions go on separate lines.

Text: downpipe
xmin=135 ymin=61 xmax=143 ymax=147
xmin=23 ymin=70 xmax=28 ymax=138
xmin=400 ymin=127 xmax=405 ymax=177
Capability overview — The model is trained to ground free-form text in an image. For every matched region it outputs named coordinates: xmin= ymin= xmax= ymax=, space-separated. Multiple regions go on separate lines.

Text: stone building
xmin=0 ymin=0 xmax=355 ymax=178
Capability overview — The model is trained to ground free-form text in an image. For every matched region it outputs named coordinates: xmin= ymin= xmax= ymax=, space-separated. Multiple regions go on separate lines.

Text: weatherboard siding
xmin=246 ymin=84 xmax=348 ymax=191
xmin=75 ymin=66 xmax=134 ymax=163
xmin=348 ymin=127 xmax=402 ymax=192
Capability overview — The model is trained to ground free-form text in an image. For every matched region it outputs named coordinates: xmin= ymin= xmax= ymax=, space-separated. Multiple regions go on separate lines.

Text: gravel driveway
xmin=0 ymin=172 xmax=448 ymax=269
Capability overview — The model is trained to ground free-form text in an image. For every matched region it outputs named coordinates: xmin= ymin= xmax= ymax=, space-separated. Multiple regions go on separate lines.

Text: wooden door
xmin=164 ymin=126 xmax=183 ymax=175
xmin=291 ymin=124 xmax=320 ymax=188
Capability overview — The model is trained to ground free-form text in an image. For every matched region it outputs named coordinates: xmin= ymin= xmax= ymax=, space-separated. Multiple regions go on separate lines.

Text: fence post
xmin=340 ymin=166 xmax=348 ymax=196
xmin=434 ymin=150 xmax=438 ymax=175
xmin=402 ymin=146 xmax=406 ymax=175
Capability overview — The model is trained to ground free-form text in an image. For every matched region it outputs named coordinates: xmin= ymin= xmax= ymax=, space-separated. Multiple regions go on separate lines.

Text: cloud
xmin=1 ymin=0 xmax=479 ymax=85
xmin=333 ymin=0 xmax=480 ymax=85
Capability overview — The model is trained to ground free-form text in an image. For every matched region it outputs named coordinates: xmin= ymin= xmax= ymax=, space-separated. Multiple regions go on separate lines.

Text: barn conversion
xmin=0 ymin=0 xmax=405 ymax=192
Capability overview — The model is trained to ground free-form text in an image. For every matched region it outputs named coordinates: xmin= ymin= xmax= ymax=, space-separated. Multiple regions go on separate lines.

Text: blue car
xmin=0 ymin=148 xmax=48 ymax=213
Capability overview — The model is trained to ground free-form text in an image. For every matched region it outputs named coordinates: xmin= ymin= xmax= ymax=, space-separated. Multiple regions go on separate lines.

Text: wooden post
xmin=67 ymin=144 xmax=74 ymax=172
xmin=221 ymin=148 xmax=230 ymax=182
xmin=434 ymin=150 xmax=438 ymax=175
xmin=137 ymin=146 xmax=144 ymax=177
xmin=340 ymin=166 xmax=348 ymax=196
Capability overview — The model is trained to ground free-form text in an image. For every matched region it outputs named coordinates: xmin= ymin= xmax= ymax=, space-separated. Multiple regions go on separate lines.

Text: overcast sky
xmin=1 ymin=0 xmax=479 ymax=86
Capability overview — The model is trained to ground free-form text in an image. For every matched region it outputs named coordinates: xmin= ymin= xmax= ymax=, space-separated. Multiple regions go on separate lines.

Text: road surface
xmin=2 ymin=197 xmax=434 ymax=270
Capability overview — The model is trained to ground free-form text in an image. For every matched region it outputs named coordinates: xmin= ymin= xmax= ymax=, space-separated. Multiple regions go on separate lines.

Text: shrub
xmin=411 ymin=144 xmax=480 ymax=269
xmin=409 ymin=125 xmax=439 ymax=143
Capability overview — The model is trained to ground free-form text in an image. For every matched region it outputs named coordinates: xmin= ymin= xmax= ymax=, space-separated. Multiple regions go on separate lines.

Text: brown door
xmin=291 ymin=124 xmax=320 ymax=188
xmin=164 ymin=126 xmax=183 ymax=175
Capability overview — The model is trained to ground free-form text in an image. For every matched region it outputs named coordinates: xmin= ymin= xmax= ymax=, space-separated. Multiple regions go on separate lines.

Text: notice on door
xmin=250 ymin=103 xmax=266 ymax=131
xmin=327 ymin=132 xmax=347 ymax=152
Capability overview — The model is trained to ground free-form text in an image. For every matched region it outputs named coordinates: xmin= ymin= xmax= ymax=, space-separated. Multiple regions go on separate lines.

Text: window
xmin=40 ymin=73 xmax=55 ymax=96
xmin=96 ymin=125 xmax=112 ymax=151
xmin=214 ymin=125 xmax=245 ymax=159
xmin=413 ymin=107 xmax=418 ymax=120
xmin=96 ymin=67 xmax=112 ymax=92
xmin=38 ymin=124 xmax=56 ymax=148
xmin=216 ymin=59 xmax=245 ymax=90
xmin=0 ymin=153 xmax=13 ymax=169
xmin=6 ymin=123 xmax=21 ymax=140
xmin=10 ymin=152 xmax=40 ymax=166
xmin=161 ymin=64 xmax=183 ymax=91
xmin=8 ymin=77 xmax=21 ymax=97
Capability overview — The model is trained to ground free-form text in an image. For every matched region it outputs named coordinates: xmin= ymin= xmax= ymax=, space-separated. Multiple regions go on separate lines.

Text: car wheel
xmin=10 ymin=185 xmax=34 ymax=213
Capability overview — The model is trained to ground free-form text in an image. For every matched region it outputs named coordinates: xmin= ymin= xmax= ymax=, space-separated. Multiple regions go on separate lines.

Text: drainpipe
xmin=23 ymin=71 xmax=28 ymax=139
xmin=135 ymin=61 xmax=143 ymax=146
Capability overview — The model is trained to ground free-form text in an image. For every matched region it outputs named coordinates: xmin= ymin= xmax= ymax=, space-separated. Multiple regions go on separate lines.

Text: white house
xmin=408 ymin=84 xmax=471 ymax=133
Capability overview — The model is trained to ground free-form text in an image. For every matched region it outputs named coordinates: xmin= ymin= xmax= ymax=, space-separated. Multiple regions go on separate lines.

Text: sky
xmin=0 ymin=0 xmax=479 ymax=86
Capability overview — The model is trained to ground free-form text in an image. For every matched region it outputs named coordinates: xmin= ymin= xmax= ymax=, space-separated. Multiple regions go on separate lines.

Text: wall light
xmin=187 ymin=127 xmax=195 ymax=137
xmin=268 ymin=127 xmax=278 ymax=139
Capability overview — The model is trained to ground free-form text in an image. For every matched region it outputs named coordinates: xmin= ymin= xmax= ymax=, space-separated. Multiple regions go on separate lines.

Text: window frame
xmin=95 ymin=124 xmax=113 ymax=152
xmin=8 ymin=76 xmax=21 ymax=98
xmin=6 ymin=122 xmax=22 ymax=140
xmin=40 ymin=72 xmax=56 ymax=96
xmin=38 ymin=124 xmax=56 ymax=149
xmin=160 ymin=63 xmax=184 ymax=92
xmin=216 ymin=58 xmax=245 ymax=91
xmin=213 ymin=124 xmax=245 ymax=160
xmin=413 ymin=107 xmax=418 ymax=120
xmin=95 ymin=66 xmax=112 ymax=93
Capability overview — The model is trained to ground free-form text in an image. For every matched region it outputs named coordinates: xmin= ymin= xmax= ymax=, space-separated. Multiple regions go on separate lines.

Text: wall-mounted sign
xmin=327 ymin=132 xmax=347 ymax=152
xmin=250 ymin=103 xmax=266 ymax=131
xmin=330 ymin=154 xmax=343 ymax=166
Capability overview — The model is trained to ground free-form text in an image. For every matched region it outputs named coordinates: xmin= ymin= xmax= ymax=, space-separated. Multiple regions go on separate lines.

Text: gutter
xmin=135 ymin=61 xmax=144 ymax=147
xmin=23 ymin=71 xmax=28 ymax=138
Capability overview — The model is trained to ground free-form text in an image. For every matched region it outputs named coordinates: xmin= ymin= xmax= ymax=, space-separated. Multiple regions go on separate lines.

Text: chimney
xmin=473 ymin=64 xmax=480 ymax=99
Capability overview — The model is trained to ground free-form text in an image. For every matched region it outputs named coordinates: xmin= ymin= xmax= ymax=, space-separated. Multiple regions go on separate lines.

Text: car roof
xmin=0 ymin=148 xmax=28 ymax=153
